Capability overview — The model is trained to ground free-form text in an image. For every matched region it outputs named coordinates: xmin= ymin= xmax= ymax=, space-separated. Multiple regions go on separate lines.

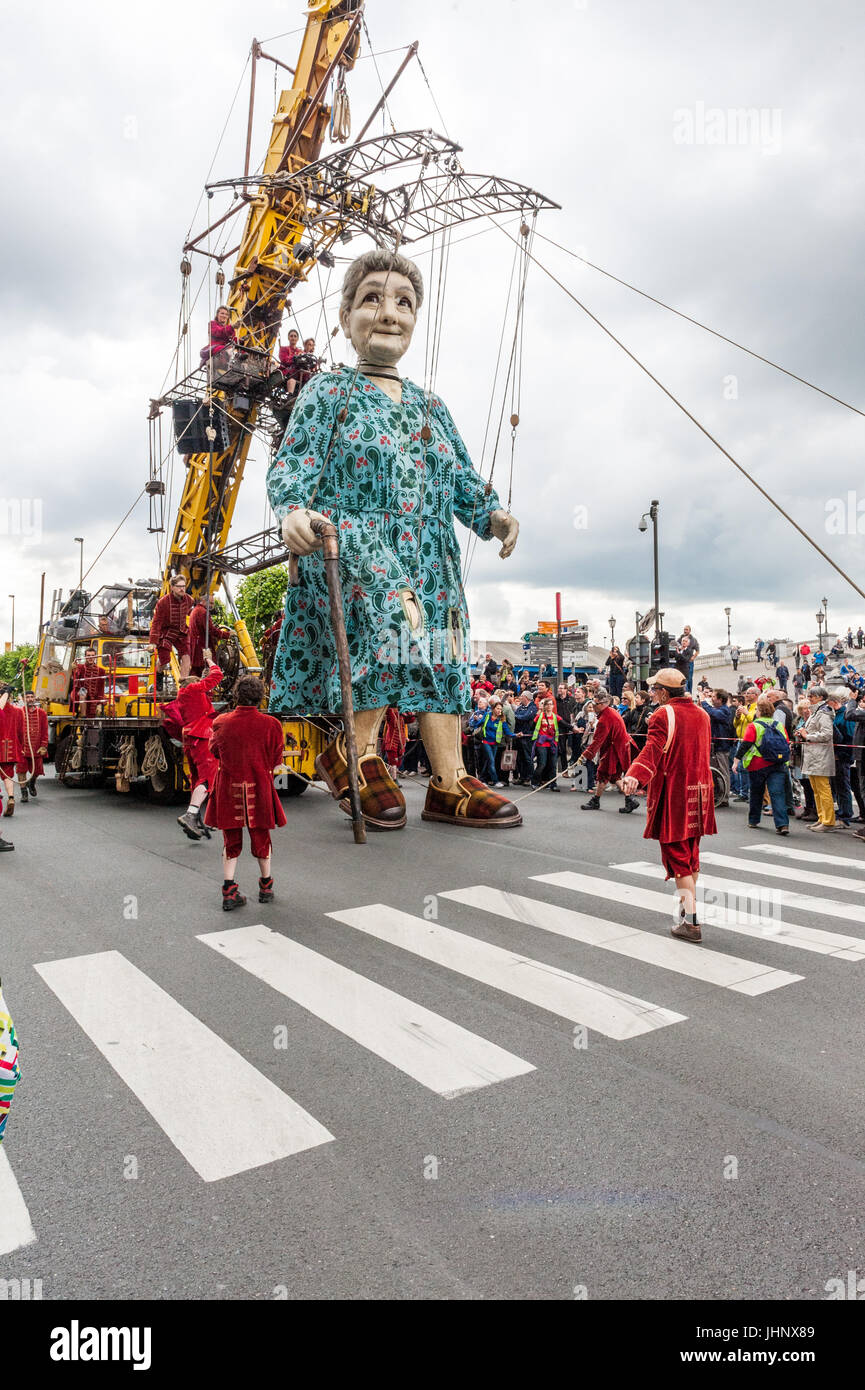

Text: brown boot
xmin=671 ymin=921 xmax=702 ymax=944
xmin=316 ymin=735 xmax=406 ymax=830
xmin=422 ymin=775 xmax=522 ymax=828
xmin=3 ymin=800 xmax=13 ymax=818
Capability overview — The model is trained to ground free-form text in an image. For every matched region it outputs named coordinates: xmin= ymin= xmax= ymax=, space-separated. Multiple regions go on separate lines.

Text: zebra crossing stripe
xmin=441 ymin=887 xmax=802 ymax=994
xmin=34 ymin=951 xmax=334 ymax=1182
xmin=327 ymin=904 xmax=685 ymax=1039
xmin=0 ymin=1148 xmax=37 ymax=1256
xmin=199 ymin=926 xmax=535 ymax=1098
xmin=739 ymin=844 xmax=865 ymax=872
xmin=613 ymin=862 xmax=865 ymax=933
xmin=532 ymin=872 xmax=865 ymax=960
xmin=701 ymin=851 xmax=865 ymax=897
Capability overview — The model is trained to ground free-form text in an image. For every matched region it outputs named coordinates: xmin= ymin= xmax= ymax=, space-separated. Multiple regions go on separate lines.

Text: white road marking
xmin=739 ymin=843 xmax=865 ymax=872
xmin=701 ymin=850 xmax=865 ymax=896
xmin=328 ymin=904 xmax=685 ymax=1040
xmin=199 ymin=925 xmax=534 ymax=1098
xmin=532 ymin=871 xmax=865 ymax=960
xmin=441 ymin=886 xmax=802 ymax=994
xmin=613 ymin=862 xmax=865 ymax=933
xmin=34 ymin=951 xmax=333 ymax=1182
xmin=0 ymin=1148 xmax=37 ymax=1255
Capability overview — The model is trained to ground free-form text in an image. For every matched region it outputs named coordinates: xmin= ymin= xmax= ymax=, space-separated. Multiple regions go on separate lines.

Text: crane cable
xmin=463 ymin=215 xmax=534 ymax=583
xmin=533 ymin=228 xmax=865 ymax=420
xmin=494 ymin=221 xmax=865 ymax=605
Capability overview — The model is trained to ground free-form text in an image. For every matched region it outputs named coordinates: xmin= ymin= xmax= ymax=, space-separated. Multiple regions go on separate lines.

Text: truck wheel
xmin=278 ymin=774 xmax=310 ymax=797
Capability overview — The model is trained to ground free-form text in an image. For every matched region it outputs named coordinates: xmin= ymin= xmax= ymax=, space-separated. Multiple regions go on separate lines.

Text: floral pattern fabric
xmin=266 ymin=367 xmax=501 ymax=715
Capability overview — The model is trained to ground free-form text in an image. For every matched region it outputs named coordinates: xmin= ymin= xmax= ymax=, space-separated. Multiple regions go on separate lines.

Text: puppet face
xmin=340 ymin=270 xmax=418 ymax=367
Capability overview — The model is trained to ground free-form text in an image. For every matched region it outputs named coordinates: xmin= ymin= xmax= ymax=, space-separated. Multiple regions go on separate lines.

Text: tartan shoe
xmin=338 ymin=753 xmax=406 ymax=830
xmin=317 ymin=736 xmax=406 ymax=829
xmin=315 ymin=734 xmax=350 ymax=799
xmin=421 ymin=775 xmax=523 ymax=829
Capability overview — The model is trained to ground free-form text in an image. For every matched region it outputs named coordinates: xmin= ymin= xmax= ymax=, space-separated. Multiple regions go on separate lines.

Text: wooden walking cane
xmin=306 ymin=518 xmax=366 ymax=844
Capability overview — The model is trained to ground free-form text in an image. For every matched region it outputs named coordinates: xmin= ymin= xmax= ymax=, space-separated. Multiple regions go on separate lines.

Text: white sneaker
xmin=495 ymin=781 xmax=506 ymax=788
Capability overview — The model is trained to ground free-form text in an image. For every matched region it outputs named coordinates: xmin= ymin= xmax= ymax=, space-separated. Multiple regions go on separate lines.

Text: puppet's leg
xmin=420 ymin=712 xmax=522 ymax=828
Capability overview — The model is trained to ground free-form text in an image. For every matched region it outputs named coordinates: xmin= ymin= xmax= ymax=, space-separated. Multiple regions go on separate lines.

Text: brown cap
xmin=651 ymin=667 xmax=686 ymax=690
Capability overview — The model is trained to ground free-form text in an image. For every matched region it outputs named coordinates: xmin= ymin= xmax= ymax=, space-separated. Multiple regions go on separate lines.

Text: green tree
xmin=0 ymin=643 xmax=37 ymax=692
xmin=235 ymin=566 xmax=288 ymax=652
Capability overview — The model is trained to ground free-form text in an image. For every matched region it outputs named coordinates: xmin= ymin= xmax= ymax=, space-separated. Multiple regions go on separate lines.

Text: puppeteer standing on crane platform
xmin=267 ymin=249 xmax=523 ymax=831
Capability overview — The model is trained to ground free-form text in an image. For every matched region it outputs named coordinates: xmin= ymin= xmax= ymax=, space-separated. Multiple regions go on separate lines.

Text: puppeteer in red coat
xmin=188 ymin=602 xmax=231 ymax=676
xmin=149 ymin=589 xmax=195 ymax=666
xmin=0 ymin=699 xmax=22 ymax=775
xmin=625 ymin=691 xmax=716 ymax=878
xmin=581 ymin=703 xmax=633 ymax=782
xmin=205 ymin=705 xmax=287 ymax=839
xmin=16 ymin=702 xmax=49 ymax=777
xmin=71 ymin=659 xmax=107 ymax=717
xmin=176 ymin=663 xmax=223 ymax=791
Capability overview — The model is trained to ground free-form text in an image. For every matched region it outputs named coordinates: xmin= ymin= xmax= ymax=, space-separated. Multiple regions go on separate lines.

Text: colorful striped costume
xmin=0 ymin=980 xmax=21 ymax=1142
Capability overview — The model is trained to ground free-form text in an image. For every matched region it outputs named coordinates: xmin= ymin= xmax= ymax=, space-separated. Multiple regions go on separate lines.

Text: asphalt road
xmin=2 ymin=771 xmax=865 ymax=1301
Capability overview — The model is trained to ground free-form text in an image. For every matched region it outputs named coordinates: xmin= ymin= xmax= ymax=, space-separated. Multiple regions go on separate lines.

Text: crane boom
xmin=164 ymin=0 xmax=366 ymax=598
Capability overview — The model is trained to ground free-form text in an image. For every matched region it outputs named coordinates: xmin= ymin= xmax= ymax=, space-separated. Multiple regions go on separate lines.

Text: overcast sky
xmin=2 ymin=0 xmax=864 ymax=657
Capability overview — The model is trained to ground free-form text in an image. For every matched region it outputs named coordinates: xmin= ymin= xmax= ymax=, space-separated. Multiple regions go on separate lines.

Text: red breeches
xmin=184 ymin=735 xmax=217 ymax=791
xmin=222 ymin=827 xmax=272 ymax=859
xmin=660 ymin=837 xmax=701 ymax=880
xmin=16 ymin=757 xmax=44 ymax=777
xmin=156 ymin=633 xmax=190 ymax=664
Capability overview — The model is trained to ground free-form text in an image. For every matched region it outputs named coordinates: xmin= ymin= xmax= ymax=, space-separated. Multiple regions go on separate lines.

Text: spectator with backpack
xmin=732 ymin=693 xmax=790 ymax=833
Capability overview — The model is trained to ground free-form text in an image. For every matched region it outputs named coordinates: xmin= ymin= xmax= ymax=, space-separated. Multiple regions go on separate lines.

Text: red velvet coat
xmin=72 ymin=662 xmax=106 ymax=712
xmin=625 ymin=698 xmax=716 ymax=844
xmin=582 ymin=704 xmax=633 ymax=780
xmin=0 ymin=702 xmax=22 ymax=765
xmin=149 ymin=593 xmax=194 ymax=646
xmin=188 ymin=604 xmax=232 ymax=673
xmin=205 ymin=706 xmax=287 ymax=830
xmin=16 ymin=706 xmax=49 ymax=773
xmin=176 ymin=664 xmax=222 ymax=739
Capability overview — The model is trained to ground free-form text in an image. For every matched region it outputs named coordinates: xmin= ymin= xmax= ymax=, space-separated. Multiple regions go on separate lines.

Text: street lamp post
xmin=8 ymin=595 xmax=14 ymax=650
xmin=816 ymin=611 xmax=824 ymax=652
xmin=822 ymin=596 xmax=828 ymax=646
xmin=638 ymin=500 xmax=660 ymax=636
xmin=74 ymin=537 xmax=84 ymax=593
xmin=724 ymin=606 xmax=731 ymax=646
xmin=608 ymin=615 xmax=616 ymax=649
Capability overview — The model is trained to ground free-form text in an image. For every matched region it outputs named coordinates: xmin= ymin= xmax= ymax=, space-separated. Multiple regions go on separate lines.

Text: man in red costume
xmin=175 ymin=649 xmax=223 ymax=841
xmin=575 ymin=690 xmax=638 ymax=812
xmin=71 ymin=647 xmax=106 ymax=718
xmin=188 ymin=596 xmax=232 ymax=677
xmin=622 ymin=668 xmax=717 ymax=943
xmin=0 ymin=688 xmax=22 ymax=818
xmin=16 ymin=691 xmax=49 ymax=803
xmin=149 ymin=574 xmax=194 ymax=679
xmin=205 ymin=675 xmax=287 ymax=910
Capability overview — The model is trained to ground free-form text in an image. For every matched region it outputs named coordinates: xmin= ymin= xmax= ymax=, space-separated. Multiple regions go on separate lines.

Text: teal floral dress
xmin=266 ymin=366 xmax=501 ymax=715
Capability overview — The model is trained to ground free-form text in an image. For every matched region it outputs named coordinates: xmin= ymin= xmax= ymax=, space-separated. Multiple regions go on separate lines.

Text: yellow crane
xmin=163 ymin=0 xmax=368 ymax=670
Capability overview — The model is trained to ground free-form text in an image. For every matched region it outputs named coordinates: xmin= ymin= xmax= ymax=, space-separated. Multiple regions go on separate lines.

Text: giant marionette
xmin=266 ymin=249 xmax=522 ymax=831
